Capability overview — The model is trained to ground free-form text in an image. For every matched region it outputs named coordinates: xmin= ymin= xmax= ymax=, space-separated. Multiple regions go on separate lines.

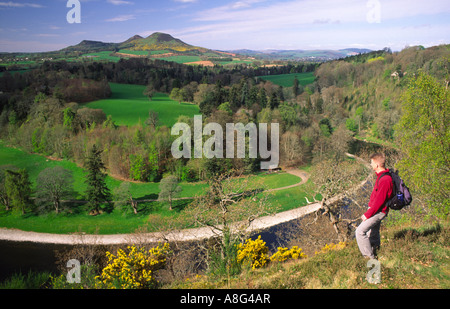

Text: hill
xmin=122 ymin=32 xmax=208 ymax=53
xmin=168 ymin=220 xmax=450 ymax=289
xmin=228 ymin=48 xmax=372 ymax=61
xmin=62 ymin=32 xmax=217 ymax=55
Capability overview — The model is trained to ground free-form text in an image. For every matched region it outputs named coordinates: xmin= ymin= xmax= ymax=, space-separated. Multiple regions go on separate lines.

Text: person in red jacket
xmin=356 ymin=153 xmax=393 ymax=259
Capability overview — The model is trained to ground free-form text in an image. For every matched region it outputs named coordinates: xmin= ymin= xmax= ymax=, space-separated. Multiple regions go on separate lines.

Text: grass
xmin=158 ymin=55 xmax=202 ymax=64
xmin=169 ymin=219 xmax=450 ymax=289
xmin=81 ymin=51 xmax=121 ymax=62
xmin=83 ymin=83 xmax=200 ymax=127
xmin=0 ymin=141 xmax=309 ymax=234
xmin=258 ymin=72 xmax=315 ymax=87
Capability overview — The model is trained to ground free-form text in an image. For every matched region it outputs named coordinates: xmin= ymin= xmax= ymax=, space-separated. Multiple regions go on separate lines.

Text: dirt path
xmin=0 ymin=169 xmax=316 ymax=245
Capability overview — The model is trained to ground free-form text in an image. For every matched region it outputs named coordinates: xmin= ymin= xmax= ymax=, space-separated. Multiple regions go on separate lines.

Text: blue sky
xmin=0 ymin=0 xmax=449 ymax=52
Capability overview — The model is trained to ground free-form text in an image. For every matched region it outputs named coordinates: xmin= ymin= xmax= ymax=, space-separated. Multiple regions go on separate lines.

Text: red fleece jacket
xmin=364 ymin=169 xmax=393 ymax=219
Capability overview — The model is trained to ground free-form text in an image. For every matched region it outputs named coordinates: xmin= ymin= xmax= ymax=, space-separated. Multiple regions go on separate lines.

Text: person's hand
xmin=361 ymin=214 xmax=367 ymax=221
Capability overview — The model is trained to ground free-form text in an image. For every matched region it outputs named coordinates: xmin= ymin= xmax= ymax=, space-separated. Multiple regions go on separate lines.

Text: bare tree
xmin=181 ymin=170 xmax=277 ymax=273
xmin=35 ymin=166 xmax=74 ymax=214
xmin=309 ymin=155 xmax=371 ymax=241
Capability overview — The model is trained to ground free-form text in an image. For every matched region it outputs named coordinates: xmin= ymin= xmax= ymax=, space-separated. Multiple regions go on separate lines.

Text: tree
xmin=35 ymin=166 xmax=74 ymax=214
xmin=394 ymin=71 xmax=449 ymax=217
xmin=145 ymin=110 xmax=159 ymax=128
xmin=181 ymin=170 xmax=276 ymax=275
xmin=4 ymin=168 xmax=33 ymax=215
xmin=170 ymin=87 xmax=183 ymax=104
xmin=85 ymin=144 xmax=111 ymax=215
xmin=113 ymin=182 xmax=138 ymax=215
xmin=293 ymin=76 xmax=299 ymax=96
xmin=143 ymin=84 xmax=155 ymax=101
xmin=310 ymin=156 xmax=368 ymax=241
xmin=158 ymin=175 xmax=182 ymax=211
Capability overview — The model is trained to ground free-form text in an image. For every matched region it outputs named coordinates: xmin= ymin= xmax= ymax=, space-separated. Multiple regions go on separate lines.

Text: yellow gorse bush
xmin=237 ymin=236 xmax=307 ymax=270
xmin=96 ymin=243 xmax=171 ymax=289
xmin=236 ymin=236 xmax=269 ymax=270
xmin=270 ymin=246 xmax=307 ymax=262
xmin=315 ymin=241 xmax=347 ymax=255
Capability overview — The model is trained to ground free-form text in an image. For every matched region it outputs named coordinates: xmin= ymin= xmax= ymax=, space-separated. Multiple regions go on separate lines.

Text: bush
xmin=96 ymin=243 xmax=171 ymax=289
xmin=237 ymin=236 xmax=269 ymax=270
xmin=270 ymin=246 xmax=307 ymax=262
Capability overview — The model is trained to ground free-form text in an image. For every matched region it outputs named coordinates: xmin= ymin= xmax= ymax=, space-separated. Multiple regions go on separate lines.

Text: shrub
xmin=270 ymin=246 xmax=307 ymax=262
xmin=236 ymin=236 xmax=269 ymax=270
xmin=96 ymin=243 xmax=171 ymax=289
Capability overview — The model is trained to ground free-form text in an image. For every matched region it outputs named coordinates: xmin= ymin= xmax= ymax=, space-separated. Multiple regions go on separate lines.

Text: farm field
xmin=258 ymin=72 xmax=315 ymax=87
xmin=83 ymin=83 xmax=200 ymax=127
xmin=81 ymin=51 xmax=121 ymax=62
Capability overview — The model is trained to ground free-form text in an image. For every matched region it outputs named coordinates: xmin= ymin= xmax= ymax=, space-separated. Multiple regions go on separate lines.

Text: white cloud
xmin=177 ymin=0 xmax=450 ymax=50
xmin=0 ymin=1 xmax=43 ymax=8
xmin=107 ymin=0 xmax=133 ymax=5
xmin=105 ymin=14 xmax=136 ymax=22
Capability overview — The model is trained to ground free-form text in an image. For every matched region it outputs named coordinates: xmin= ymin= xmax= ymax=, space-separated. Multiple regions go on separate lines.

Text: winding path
xmin=0 ymin=169 xmax=320 ymax=245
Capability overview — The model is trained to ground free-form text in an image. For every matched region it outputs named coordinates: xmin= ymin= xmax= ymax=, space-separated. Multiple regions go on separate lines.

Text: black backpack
xmin=379 ymin=170 xmax=412 ymax=210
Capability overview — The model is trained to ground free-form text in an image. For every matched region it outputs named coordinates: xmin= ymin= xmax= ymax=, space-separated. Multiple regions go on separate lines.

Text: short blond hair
xmin=370 ymin=152 xmax=386 ymax=168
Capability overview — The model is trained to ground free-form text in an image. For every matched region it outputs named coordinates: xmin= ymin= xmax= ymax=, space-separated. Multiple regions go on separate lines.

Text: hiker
xmin=356 ymin=153 xmax=393 ymax=259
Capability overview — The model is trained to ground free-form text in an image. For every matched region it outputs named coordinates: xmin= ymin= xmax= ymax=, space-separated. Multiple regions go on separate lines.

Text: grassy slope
xmin=169 ymin=220 xmax=450 ymax=289
xmin=83 ymin=83 xmax=200 ymax=127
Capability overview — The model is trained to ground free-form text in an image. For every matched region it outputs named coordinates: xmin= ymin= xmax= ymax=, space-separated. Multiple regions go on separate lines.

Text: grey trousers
xmin=355 ymin=212 xmax=386 ymax=258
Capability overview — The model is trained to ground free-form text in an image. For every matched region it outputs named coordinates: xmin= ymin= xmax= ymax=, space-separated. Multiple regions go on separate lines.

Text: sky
xmin=0 ymin=0 xmax=449 ymax=52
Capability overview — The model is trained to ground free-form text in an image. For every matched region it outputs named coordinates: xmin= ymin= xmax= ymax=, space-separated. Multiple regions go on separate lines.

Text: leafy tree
xmin=85 ymin=144 xmax=111 ymax=215
xmin=158 ymin=174 xmax=182 ymax=211
xmin=113 ymin=182 xmax=138 ymax=215
xmin=35 ymin=166 xmax=74 ymax=214
xmin=129 ymin=154 xmax=148 ymax=181
xmin=394 ymin=71 xmax=449 ymax=217
xmin=345 ymin=118 xmax=358 ymax=133
xmin=170 ymin=87 xmax=183 ymax=104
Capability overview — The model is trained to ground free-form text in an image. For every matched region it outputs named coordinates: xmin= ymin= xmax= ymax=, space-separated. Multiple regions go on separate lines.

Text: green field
xmin=83 ymin=83 xmax=200 ymax=127
xmin=158 ymin=55 xmax=202 ymax=63
xmin=81 ymin=51 xmax=121 ymax=62
xmin=0 ymin=141 xmax=313 ymax=234
xmin=258 ymin=72 xmax=315 ymax=87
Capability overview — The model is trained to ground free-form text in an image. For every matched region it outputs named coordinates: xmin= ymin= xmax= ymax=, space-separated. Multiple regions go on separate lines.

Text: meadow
xmin=258 ymin=72 xmax=315 ymax=87
xmin=0 ymin=141 xmax=316 ymax=234
xmin=83 ymin=83 xmax=200 ymax=127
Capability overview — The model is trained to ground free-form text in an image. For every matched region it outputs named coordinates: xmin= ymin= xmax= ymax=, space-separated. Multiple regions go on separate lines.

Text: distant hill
xmin=123 ymin=32 xmax=208 ymax=53
xmin=62 ymin=32 xmax=212 ymax=54
xmin=228 ymin=48 xmax=372 ymax=61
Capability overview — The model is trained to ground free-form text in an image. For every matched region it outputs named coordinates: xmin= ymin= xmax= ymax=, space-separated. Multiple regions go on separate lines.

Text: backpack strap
xmin=376 ymin=170 xmax=391 ymax=188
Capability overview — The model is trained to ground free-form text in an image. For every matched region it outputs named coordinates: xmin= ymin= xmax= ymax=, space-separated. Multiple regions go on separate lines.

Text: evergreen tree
xmin=85 ymin=144 xmax=111 ymax=215
xmin=5 ymin=168 xmax=33 ymax=215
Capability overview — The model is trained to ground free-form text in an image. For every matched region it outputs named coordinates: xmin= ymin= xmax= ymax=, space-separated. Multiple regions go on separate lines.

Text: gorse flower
xmin=236 ymin=235 xmax=307 ymax=270
xmin=315 ymin=241 xmax=347 ymax=255
xmin=236 ymin=236 xmax=269 ymax=270
xmin=96 ymin=243 xmax=171 ymax=289
xmin=270 ymin=246 xmax=307 ymax=262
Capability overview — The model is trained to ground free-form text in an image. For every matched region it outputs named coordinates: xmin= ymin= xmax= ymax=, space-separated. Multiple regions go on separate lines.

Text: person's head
xmin=369 ymin=152 xmax=386 ymax=172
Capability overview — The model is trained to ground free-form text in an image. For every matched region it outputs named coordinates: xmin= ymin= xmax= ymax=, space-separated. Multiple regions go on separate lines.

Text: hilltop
xmin=62 ymin=32 xmax=209 ymax=53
